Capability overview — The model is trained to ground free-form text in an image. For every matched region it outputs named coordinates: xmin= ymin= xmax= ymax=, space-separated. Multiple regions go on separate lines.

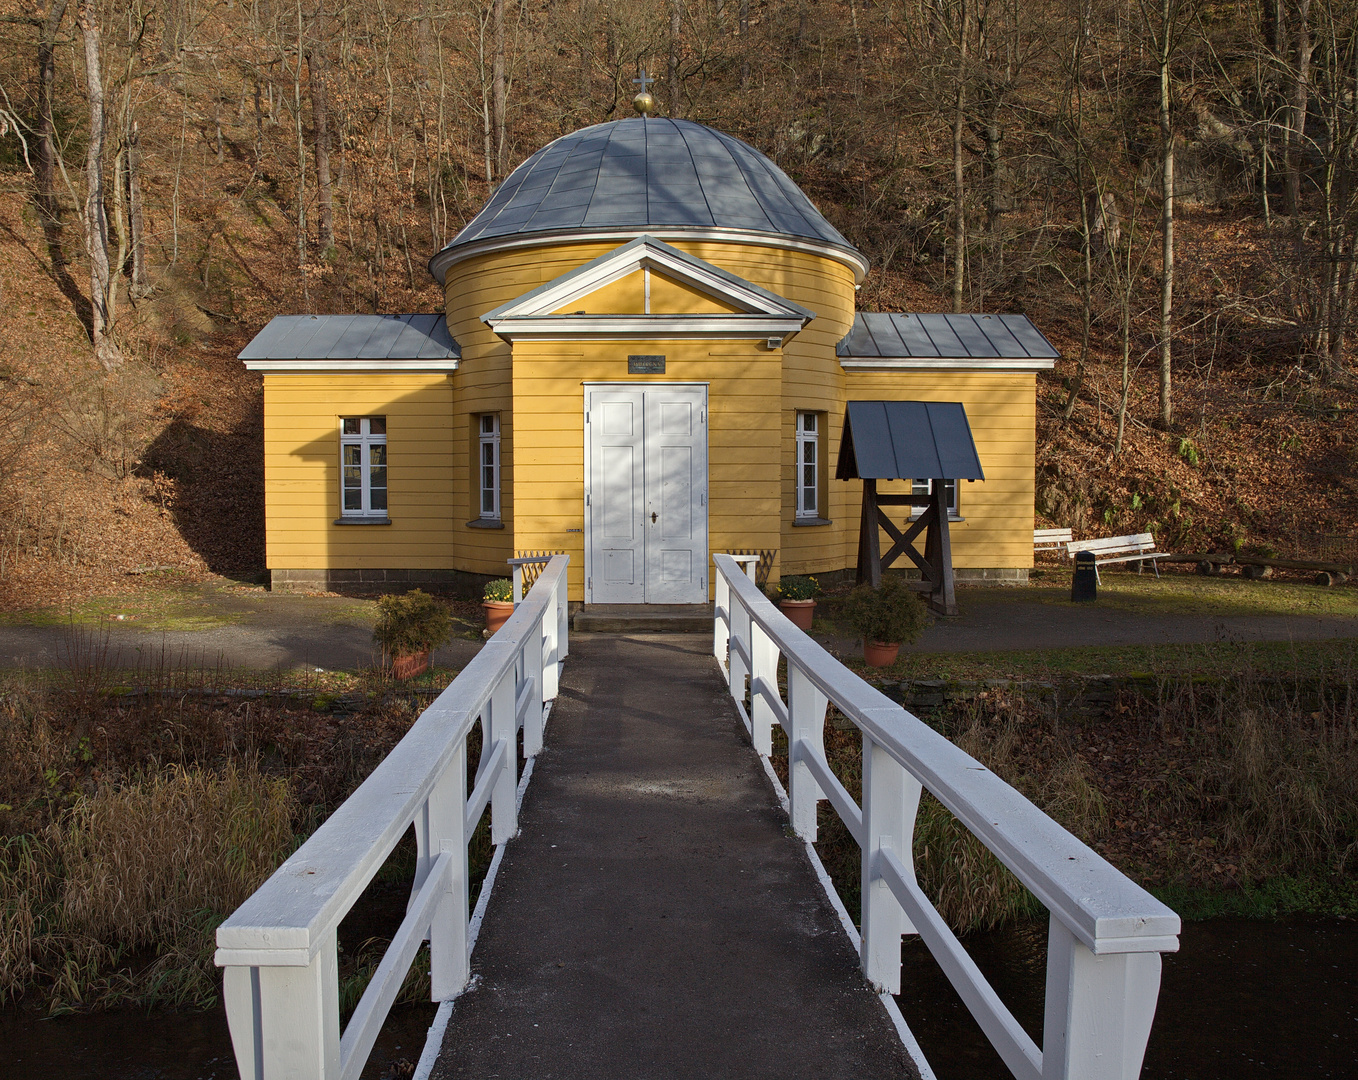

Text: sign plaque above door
xmin=628 ymin=355 xmax=666 ymax=374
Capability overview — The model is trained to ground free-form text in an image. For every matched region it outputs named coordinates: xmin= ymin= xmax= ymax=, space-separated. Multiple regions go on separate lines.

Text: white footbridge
xmin=215 ymin=553 xmax=1179 ymax=1080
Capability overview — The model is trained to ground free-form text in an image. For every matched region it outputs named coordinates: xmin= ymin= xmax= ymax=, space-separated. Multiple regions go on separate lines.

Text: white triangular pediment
xmin=480 ymin=236 xmax=815 ymax=342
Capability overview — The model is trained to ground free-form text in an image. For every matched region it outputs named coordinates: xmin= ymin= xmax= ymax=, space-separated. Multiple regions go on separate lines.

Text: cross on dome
xmin=632 ymin=67 xmax=658 ymax=116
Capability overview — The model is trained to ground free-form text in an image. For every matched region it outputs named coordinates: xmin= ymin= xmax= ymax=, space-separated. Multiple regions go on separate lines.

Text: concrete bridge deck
xmin=428 ymin=632 xmax=918 ymax=1080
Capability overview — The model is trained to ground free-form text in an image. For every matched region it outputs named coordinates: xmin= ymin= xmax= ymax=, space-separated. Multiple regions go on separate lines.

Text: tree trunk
xmin=77 ymin=0 xmax=121 ymax=369
xmin=739 ymin=0 xmax=749 ymax=90
xmin=416 ymin=0 xmax=433 ymax=89
xmin=668 ymin=0 xmax=682 ymax=117
xmin=1158 ymin=0 xmax=1174 ymax=429
xmin=308 ymin=45 xmax=336 ymax=255
xmin=492 ymin=0 xmax=507 ymax=179
xmin=162 ymin=0 xmax=184 ymax=62
xmin=36 ymin=0 xmax=69 ymax=220
xmin=127 ymin=121 xmax=148 ymax=297
xmin=952 ymin=0 xmax=970 ymax=314
xmin=1284 ymin=0 xmax=1312 ymax=217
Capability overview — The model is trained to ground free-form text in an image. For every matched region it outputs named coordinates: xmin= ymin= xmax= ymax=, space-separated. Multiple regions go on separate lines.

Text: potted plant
xmin=372 ymin=589 xmax=452 ymax=679
xmin=776 ymin=574 xmax=819 ymax=630
xmin=483 ymin=578 xmax=515 ymax=634
xmin=843 ymin=575 xmax=927 ymax=667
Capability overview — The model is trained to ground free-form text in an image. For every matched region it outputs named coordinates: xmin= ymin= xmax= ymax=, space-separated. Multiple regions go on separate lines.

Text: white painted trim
xmin=244 ymin=359 xmax=460 ymax=372
xmin=430 ymin=227 xmax=870 ymax=285
xmin=487 ymin=314 xmax=805 ymax=342
xmin=840 ymin=357 xmax=1055 ymax=372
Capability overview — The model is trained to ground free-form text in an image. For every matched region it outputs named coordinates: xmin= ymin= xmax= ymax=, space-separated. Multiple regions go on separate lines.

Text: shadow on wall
xmin=222 ymin=383 xmax=510 ymax=597
xmin=139 ymin=404 xmax=266 ymax=577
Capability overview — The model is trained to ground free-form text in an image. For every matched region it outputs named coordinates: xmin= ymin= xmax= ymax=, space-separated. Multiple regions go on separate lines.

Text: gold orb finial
xmin=632 ymin=68 xmax=657 ymax=117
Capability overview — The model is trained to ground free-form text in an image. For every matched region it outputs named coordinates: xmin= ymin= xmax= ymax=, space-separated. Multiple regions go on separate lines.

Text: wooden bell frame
xmin=854 ymin=478 xmax=957 ymax=616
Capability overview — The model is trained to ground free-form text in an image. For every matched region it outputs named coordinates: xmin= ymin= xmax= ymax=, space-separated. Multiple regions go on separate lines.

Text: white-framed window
xmin=340 ymin=416 xmax=387 ymax=517
xmin=796 ymin=411 xmax=819 ymax=519
xmin=911 ymin=478 xmax=959 ymax=518
xmin=479 ymin=414 xmax=501 ymax=520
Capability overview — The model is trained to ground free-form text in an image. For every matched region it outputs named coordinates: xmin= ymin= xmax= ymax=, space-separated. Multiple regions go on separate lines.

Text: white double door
xmin=586 ymin=384 xmax=708 ymax=604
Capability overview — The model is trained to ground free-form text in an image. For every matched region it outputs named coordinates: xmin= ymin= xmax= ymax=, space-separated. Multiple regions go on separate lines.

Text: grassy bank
xmin=0 ymin=666 xmax=486 ymax=1014
xmin=770 ymin=660 xmax=1358 ymax=935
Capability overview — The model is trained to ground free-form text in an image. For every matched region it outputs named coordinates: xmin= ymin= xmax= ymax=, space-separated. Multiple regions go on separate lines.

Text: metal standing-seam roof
xmin=835 ymin=401 xmax=985 ymax=481
xmin=836 ymin=313 xmax=1059 ymax=368
xmin=239 ymin=314 xmax=460 ymax=371
xmin=432 ymin=118 xmax=863 ymax=274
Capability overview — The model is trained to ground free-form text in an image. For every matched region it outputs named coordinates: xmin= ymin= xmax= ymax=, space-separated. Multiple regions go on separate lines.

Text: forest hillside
xmin=0 ymin=0 xmax=1354 ymax=605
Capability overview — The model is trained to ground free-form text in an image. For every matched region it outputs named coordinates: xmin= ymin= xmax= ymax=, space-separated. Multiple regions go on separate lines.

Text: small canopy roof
xmin=835 ymin=401 xmax=984 ymax=481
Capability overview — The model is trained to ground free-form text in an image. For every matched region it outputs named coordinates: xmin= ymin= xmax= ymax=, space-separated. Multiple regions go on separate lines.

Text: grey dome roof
xmin=437 ymin=118 xmax=861 ymax=264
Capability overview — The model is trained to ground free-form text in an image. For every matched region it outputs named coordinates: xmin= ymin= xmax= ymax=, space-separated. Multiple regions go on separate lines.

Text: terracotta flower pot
xmin=863 ymin=641 xmax=900 ymax=668
xmin=483 ymin=600 xmax=515 ymax=635
xmin=391 ymin=649 xmax=430 ymax=680
xmin=779 ymin=598 xmax=816 ymax=630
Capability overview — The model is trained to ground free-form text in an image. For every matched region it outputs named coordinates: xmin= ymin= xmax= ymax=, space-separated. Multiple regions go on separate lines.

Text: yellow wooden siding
xmin=261 ymin=373 xmax=462 ymax=569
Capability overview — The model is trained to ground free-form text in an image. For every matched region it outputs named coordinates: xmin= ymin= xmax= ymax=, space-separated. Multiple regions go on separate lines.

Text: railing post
xmin=512 ymin=564 xmax=524 ymax=604
xmin=223 ymin=931 xmax=340 ymax=1080
xmin=488 ymin=666 xmax=519 ymax=844
xmin=541 ymin=589 xmax=560 ymax=701
xmin=1041 ymin=917 xmax=1164 ymax=1080
xmin=749 ymin=621 xmax=779 ymax=756
xmin=787 ymin=662 xmax=828 ymax=841
xmin=860 ymin=733 xmax=921 ymax=995
xmin=728 ymin=589 xmax=751 ymax=706
xmin=522 ymin=615 xmax=546 ymax=757
xmin=427 ymin=747 xmax=469 ymax=999
xmin=714 ymin=565 xmax=730 ymax=665
xmin=556 ymin=569 xmax=570 ymax=660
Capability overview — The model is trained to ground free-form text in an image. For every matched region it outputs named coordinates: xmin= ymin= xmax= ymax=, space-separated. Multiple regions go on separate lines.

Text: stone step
xmin=572 ymin=603 xmax=713 ymax=633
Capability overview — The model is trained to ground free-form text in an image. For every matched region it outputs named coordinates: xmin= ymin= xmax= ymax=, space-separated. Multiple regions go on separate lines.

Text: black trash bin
xmin=1071 ymin=550 xmax=1097 ymax=602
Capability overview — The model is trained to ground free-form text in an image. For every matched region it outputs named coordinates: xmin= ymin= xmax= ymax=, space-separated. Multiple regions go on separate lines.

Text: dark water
xmin=0 ymin=1002 xmax=437 ymax=1080
xmin=2 ymin=917 xmax=1353 ymax=1078
xmin=896 ymin=916 xmax=1358 ymax=1079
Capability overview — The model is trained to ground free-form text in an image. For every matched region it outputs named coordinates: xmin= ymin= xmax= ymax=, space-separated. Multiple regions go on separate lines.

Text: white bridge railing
xmin=215 ymin=555 xmax=570 ymax=1080
xmin=713 ymin=554 xmax=1179 ymax=1080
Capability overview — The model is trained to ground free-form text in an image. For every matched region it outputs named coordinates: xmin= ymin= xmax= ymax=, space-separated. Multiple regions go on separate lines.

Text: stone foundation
xmin=270 ymin=568 xmax=493 ymax=598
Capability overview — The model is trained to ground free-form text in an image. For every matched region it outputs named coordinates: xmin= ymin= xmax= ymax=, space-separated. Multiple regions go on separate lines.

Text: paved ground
xmin=430 ymin=633 xmax=916 ymax=1080
xmin=2 ymin=580 xmax=1354 ymax=674
xmin=0 ymin=585 xmax=485 ymax=673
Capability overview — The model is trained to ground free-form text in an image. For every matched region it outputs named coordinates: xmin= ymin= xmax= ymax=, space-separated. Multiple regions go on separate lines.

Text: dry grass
xmin=0 ymin=666 xmax=431 ymax=1012
xmin=774 ymin=669 xmax=1358 ymax=935
xmin=0 ymin=764 xmax=293 ymax=1011
xmin=1165 ymin=684 xmax=1358 ymax=881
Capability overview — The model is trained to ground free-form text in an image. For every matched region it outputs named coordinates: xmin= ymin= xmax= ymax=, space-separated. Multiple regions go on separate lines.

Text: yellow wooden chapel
xmin=240 ymin=105 xmax=1057 ymax=603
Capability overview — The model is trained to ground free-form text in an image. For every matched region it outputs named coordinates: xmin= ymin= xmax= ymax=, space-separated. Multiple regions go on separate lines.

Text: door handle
xmin=651 ymin=511 xmax=658 ymax=523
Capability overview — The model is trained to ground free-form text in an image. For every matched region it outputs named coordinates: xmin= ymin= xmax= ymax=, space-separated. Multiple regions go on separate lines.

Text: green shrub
xmin=843 ymin=575 xmax=927 ymax=645
xmin=371 ymin=589 xmax=453 ymax=656
xmin=777 ymin=574 xmax=819 ymax=601
xmin=483 ymin=578 xmax=513 ymax=603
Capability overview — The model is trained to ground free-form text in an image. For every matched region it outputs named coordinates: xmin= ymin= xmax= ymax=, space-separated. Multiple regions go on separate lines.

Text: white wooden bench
xmin=1034 ymin=527 xmax=1073 ymax=555
xmin=1066 ymin=532 xmax=1161 ymax=582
